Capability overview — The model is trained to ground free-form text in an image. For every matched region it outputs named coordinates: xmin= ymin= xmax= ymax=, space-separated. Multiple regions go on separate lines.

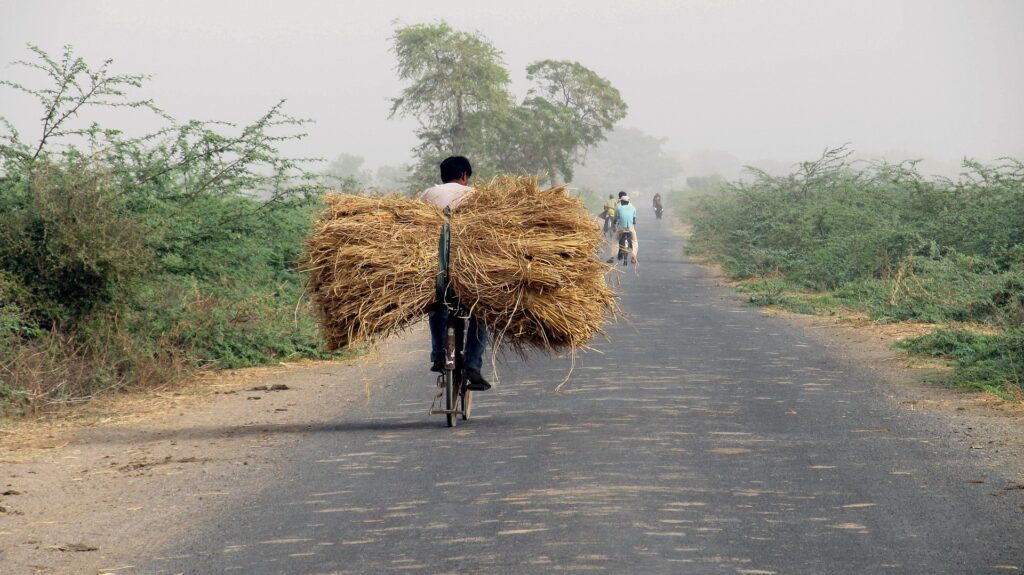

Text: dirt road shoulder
xmin=0 ymin=334 xmax=424 ymax=574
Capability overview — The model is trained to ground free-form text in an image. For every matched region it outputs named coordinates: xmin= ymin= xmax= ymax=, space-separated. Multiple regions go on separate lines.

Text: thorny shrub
xmin=685 ymin=146 xmax=1024 ymax=396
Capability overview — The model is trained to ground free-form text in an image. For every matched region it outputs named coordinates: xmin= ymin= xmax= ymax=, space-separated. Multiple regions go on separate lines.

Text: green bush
xmin=0 ymin=160 xmax=152 ymax=328
xmin=898 ymin=329 xmax=1023 ymax=398
xmin=689 ymin=148 xmax=1023 ymax=295
xmin=896 ymin=329 xmax=989 ymax=361
xmin=686 ymin=146 xmax=1023 ymax=397
xmin=743 ymin=279 xmax=789 ymax=307
xmin=864 ymin=254 xmax=1020 ymax=324
xmin=0 ymin=45 xmax=336 ymax=414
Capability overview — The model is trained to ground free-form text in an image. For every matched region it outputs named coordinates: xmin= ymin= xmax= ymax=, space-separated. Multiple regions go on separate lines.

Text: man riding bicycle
xmin=421 ymin=156 xmax=491 ymax=391
xmin=601 ymin=194 xmax=617 ymax=236
xmin=606 ymin=194 xmax=638 ymax=264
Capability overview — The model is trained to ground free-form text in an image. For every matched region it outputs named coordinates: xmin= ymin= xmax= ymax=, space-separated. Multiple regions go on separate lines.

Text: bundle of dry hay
xmin=302 ymin=176 xmax=618 ymax=355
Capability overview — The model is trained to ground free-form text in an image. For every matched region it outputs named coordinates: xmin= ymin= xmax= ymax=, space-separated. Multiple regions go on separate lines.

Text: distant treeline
xmin=683 ymin=147 xmax=1023 ymax=397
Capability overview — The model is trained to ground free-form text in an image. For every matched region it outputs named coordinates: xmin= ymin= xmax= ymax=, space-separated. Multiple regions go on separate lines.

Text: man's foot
xmin=464 ymin=368 xmax=491 ymax=391
xmin=430 ymin=359 xmax=444 ymax=373
xmin=605 ymin=257 xmax=615 ymax=264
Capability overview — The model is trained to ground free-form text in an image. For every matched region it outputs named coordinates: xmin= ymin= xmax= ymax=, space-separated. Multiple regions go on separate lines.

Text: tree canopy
xmin=389 ymin=22 xmax=512 ymax=187
xmin=389 ymin=22 xmax=627 ymax=190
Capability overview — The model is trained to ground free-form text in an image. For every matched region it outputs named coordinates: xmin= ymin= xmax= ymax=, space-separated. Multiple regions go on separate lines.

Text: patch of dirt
xmin=0 ymin=362 xmax=307 ymax=453
xmin=115 ymin=455 xmax=208 ymax=472
xmin=50 ymin=542 xmax=98 ymax=552
xmin=0 ymin=334 xmax=420 ymax=574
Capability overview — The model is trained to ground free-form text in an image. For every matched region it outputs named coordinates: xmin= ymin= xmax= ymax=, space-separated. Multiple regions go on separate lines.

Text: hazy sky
xmin=2 ymin=0 xmax=1022 ymax=170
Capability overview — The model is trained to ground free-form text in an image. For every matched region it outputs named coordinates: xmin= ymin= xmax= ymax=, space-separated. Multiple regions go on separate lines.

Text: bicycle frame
xmin=445 ymin=316 xmax=466 ymax=371
xmin=617 ymin=229 xmax=635 ymax=265
xmin=429 ymin=206 xmax=473 ymax=426
xmin=603 ymin=215 xmax=615 ymax=237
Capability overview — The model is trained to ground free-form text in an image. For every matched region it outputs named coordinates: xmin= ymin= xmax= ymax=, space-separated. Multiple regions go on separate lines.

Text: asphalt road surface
xmin=150 ymin=212 xmax=1023 ymax=574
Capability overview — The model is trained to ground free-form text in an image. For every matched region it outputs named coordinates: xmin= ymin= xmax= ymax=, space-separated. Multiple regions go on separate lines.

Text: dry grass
xmin=450 ymin=176 xmax=618 ymax=354
xmin=302 ymin=176 xmax=619 ymax=355
xmin=301 ymin=194 xmax=442 ymax=350
xmin=0 ymin=328 xmax=191 ymax=418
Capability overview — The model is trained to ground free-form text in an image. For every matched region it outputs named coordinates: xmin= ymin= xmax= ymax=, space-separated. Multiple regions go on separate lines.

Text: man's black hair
xmin=618 ymin=191 xmax=627 ymax=198
xmin=608 ymin=194 xmax=614 ymax=199
xmin=440 ymin=156 xmax=473 ymax=183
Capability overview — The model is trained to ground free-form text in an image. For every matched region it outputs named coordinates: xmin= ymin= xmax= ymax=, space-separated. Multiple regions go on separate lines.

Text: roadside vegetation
xmin=681 ymin=147 xmax=1023 ymax=398
xmin=0 ymin=45 xmax=344 ymax=416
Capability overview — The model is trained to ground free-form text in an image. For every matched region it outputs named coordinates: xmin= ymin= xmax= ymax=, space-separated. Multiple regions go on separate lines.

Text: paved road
xmin=151 ymin=214 xmax=1023 ymax=574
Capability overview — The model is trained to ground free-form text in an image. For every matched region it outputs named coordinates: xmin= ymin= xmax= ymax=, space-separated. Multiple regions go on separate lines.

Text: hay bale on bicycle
xmin=302 ymin=176 xmax=619 ymax=355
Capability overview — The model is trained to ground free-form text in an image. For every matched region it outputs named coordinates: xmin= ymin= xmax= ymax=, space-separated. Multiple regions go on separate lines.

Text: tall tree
xmin=481 ymin=61 xmax=627 ymax=184
xmin=389 ymin=23 xmax=628 ymax=189
xmin=389 ymin=22 xmax=512 ymax=188
xmin=522 ymin=60 xmax=628 ymax=183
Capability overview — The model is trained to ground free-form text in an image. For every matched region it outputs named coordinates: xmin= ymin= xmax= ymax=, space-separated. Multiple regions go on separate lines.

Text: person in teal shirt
xmin=606 ymin=195 xmax=638 ymax=263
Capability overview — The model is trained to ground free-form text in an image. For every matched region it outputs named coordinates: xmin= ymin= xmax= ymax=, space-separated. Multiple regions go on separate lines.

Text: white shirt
xmin=420 ymin=182 xmax=474 ymax=209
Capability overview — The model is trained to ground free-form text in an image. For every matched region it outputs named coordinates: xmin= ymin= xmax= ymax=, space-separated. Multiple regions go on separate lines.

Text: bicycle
xmin=430 ymin=314 xmax=472 ymax=427
xmin=429 ymin=206 xmax=473 ymax=427
xmin=616 ymin=229 xmax=635 ymax=267
xmin=602 ymin=215 xmax=615 ymax=239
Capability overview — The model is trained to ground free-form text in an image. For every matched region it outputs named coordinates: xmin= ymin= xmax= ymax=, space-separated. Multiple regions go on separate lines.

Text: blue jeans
xmin=428 ymin=307 xmax=487 ymax=371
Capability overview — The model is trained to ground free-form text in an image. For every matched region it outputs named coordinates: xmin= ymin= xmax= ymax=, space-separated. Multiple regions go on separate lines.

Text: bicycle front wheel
xmin=445 ymin=370 xmax=456 ymax=427
xmin=461 ymin=387 xmax=472 ymax=420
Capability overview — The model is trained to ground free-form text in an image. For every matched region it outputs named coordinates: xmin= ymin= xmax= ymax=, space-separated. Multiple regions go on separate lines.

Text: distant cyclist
xmin=606 ymin=194 xmax=638 ymax=264
xmin=601 ymin=194 xmax=617 ymax=237
xmin=653 ymin=193 xmax=663 ymax=220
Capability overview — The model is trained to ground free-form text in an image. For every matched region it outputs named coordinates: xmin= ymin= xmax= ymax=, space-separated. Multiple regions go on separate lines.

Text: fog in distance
xmin=2 ymin=0 xmax=1021 ymax=181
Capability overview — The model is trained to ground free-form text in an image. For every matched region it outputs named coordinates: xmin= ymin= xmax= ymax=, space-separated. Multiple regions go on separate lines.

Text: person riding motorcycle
xmin=653 ymin=193 xmax=663 ymax=220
